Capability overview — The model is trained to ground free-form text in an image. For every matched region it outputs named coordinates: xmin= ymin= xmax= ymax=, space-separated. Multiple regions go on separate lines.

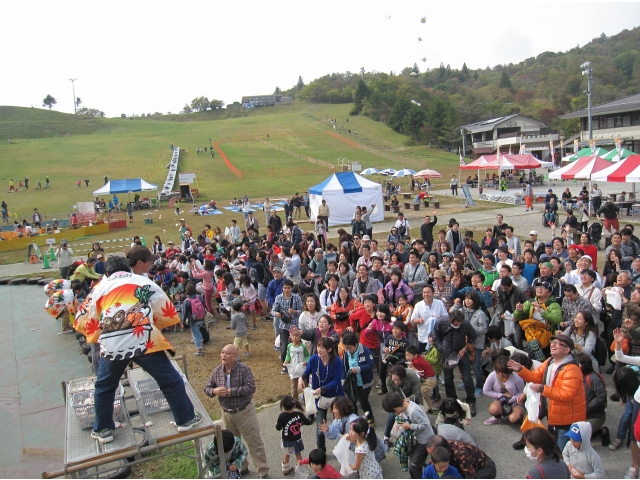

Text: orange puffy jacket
xmin=518 ymin=357 xmax=586 ymax=427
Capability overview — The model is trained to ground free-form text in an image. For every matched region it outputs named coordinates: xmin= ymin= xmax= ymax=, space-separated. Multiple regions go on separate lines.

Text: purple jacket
xmin=383 ymin=280 xmax=414 ymax=306
xmin=482 ymin=371 xmax=525 ymax=404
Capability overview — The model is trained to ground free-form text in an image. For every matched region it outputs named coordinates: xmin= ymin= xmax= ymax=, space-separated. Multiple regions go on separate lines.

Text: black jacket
xmin=432 ymin=318 xmax=477 ymax=359
xmin=420 ymin=216 xmax=438 ymax=245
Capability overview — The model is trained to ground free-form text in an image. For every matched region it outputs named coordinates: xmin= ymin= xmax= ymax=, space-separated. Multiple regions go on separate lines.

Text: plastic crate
xmin=135 ymin=378 xmax=170 ymax=415
xmin=72 ymin=384 xmax=124 ymax=429
xmin=68 ymin=377 xmax=96 ymax=394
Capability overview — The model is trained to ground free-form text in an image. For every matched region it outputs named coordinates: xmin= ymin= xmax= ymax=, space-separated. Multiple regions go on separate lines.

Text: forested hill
xmin=284 ymin=27 xmax=640 ymax=148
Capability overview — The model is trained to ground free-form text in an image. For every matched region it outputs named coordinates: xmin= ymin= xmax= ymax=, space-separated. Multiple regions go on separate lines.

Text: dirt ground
xmin=164 ymin=310 xmax=289 ymax=419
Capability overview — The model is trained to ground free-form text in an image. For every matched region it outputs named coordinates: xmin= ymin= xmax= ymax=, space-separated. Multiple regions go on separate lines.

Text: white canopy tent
xmin=309 ymin=172 xmax=384 ymax=226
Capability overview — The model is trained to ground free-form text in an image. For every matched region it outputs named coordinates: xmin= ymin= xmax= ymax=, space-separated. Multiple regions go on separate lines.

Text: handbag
xmin=343 ymin=371 xmax=360 ymax=406
xmin=317 ymin=396 xmax=334 ymax=410
xmin=465 ymin=340 xmax=475 ymax=362
xmin=335 ymin=311 xmax=350 ymax=321
xmin=520 ymin=319 xmax=552 ymax=349
xmin=425 ymin=346 xmax=443 ymax=376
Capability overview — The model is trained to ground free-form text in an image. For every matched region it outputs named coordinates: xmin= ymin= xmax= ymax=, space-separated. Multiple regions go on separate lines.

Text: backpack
xmin=199 ymin=321 xmax=210 ymax=343
xmin=188 ymin=296 xmax=206 ymax=321
xmin=593 ymin=334 xmax=608 ymax=367
xmin=68 ymin=260 xmax=85 ymax=278
xmin=261 ymin=263 xmax=274 ymax=286
xmin=248 ymin=267 xmax=258 ymax=287
xmin=398 ymin=220 xmax=407 ymax=237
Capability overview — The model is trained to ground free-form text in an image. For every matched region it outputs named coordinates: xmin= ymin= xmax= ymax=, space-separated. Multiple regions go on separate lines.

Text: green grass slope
xmin=0 ymin=104 xmax=460 ymax=222
xmin=0 ymin=106 xmax=120 ymax=139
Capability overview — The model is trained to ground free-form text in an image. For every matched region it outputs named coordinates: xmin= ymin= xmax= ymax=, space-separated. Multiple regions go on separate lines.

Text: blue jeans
xmin=553 ymin=426 xmax=571 ymax=451
xmin=316 ymin=406 xmax=327 ymax=451
xmin=273 ymin=316 xmax=281 ymax=338
xmin=190 ymin=320 xmax=203 ymax=349
xmin=93 ymin=351 xmax=195 ymax=431
xmin=617 ymin=396 xmax=634 ymax=441
xmin=384 ymin=412 xmax=396 ymax=438
xmin=473 ymin=348 xmax=484 ymax=388
xmin=443 ymin=353 xmax=475 ymax=404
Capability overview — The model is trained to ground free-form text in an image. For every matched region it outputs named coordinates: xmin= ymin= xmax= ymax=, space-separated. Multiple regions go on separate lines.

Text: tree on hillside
xmin=499 ymin=71 xmax=513 ymax=91
xmin=613 ymin=51 xmax=640 ymax=78
xmin=182 ymin=104 xmax=193 ymax=114
xmin=274 ymin=86 xmax=281 ymax=94
xmin=403 ymin=105 xmax=427 ymax=140
xmin=77 ymin=107 xmax=105 ymax=117
xmin=75 ymin=97 xmax=82 ymax=109
xmin=461 ymin=62 xmax=470 ymax=80
xmin=210 ymin=99 xmax=225 ymax=109
xmin=297 ymin=76 xmax=305 ymax=90
xmin=412 ymin=63 xmax=420 ymax=75
xmin=351 ymin=78 xmax=369 ymax=115
xmin=388 ymin=98 xmax=412 ymax=133
xmin=43 ymin=94 xmax=57 ymax=110
xmin=190 ymin=96 xmax=210 ymax=112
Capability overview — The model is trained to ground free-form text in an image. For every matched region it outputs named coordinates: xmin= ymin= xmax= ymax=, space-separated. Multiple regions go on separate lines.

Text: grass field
xmin=0 ymin=103 xmax=466 ymax=262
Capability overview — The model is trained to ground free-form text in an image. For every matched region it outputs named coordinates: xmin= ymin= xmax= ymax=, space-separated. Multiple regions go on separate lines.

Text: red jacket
xmin=349 ymin=307 xmax=378 ymax=350
xmin=299 ymin=458 xmax=341 ymax=478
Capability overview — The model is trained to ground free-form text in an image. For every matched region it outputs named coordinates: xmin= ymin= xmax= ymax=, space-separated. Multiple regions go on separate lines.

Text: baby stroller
xmin=588 ymin=221 xmax=604 ymax=250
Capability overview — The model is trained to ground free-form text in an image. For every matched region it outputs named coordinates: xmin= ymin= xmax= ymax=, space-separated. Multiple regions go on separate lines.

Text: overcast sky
xmin=3 ymin=1 xmax=640 ymax=117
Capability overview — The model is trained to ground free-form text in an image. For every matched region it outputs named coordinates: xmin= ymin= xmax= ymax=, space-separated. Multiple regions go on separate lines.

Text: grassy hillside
xmin=0 ymin=104 xmax=459 ymax=224
xmin=0 ymin=106 xmax=121 ymax=139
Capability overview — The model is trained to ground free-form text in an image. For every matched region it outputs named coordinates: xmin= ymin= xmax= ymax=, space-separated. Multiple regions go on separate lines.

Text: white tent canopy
xmin=93 ymin=178 xmax=158 ymax=196
xmin=309 ymin=172 xmax=384 ymax=226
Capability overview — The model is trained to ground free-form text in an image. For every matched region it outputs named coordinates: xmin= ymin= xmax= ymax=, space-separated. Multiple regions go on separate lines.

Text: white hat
xmin=529 ymin=230 xmax=538 ymax=235
xmin=362 ymin=235 xmax=371 ymax=241
xmin=580 ymin=255 xmax=593 ymax=262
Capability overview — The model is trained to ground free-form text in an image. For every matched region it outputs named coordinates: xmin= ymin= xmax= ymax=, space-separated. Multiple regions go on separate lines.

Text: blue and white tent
xmin=93 ymin=178 xmax=158 ymax=196
xmin=309 ymin=172 xmax=384 ymax=226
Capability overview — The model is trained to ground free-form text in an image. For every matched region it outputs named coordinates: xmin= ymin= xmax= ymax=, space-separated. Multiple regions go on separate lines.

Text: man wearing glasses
xmin=508 ymin=333 xmax=586 ymax=451
xmin=204 ymin=345 xmax=269 ymax=478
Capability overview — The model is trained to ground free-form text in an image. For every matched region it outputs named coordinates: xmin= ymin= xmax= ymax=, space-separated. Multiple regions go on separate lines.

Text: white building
xmin=461 ymin=114 xmax=560 ymax=160
xmin=559 ymin=93 xmax=640 ymax=153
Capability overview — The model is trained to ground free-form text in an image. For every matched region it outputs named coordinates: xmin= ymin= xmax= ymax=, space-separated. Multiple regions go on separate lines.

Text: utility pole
xmin=460 ymin=126 xmax=465 ymax=157
xmin=69 ymin=78 xmax=77 ymax=114
xmin=581 ymin=62 xmax=592 ymax=140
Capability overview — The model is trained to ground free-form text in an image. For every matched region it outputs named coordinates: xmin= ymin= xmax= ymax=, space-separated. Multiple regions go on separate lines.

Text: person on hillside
xmin=450 ymin=175 xmax=459 ymax=196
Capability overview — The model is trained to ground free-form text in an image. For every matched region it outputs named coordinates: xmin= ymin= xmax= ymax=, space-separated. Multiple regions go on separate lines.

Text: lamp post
xmin=581 ymin=62 xmax=592 ymax=140
xmin=461 ymin=126 xmax=465 ymax=157
xmin=69 ymin=78 xmax=77 ymax=114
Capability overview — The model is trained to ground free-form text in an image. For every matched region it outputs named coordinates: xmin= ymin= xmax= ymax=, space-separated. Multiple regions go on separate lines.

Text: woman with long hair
xmin=297 ymin=314 xmax=340 ymax=356
xmin=338 ymin=261 xmax=356 ymax=290
xmin=298 ymin=293 xmax=326 ymax=331
xmin=298 ymin=337 xmax=344 ymax=452
xmin=522 ymin=428 xmax=570 ymax=479
xmin=330 ymin=286 xmax=359 ymax=336
xmin=563 ymin=310 xmax=600 ymax=372
xmin=603 ymin=248 xmax=625 ymax=276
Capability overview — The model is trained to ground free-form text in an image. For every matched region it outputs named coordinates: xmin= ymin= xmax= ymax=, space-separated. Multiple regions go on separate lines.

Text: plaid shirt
xmin=433 ymin=282 xmax=453 ymax=310
xmin=204 ymin=361 xmax=256 ymax=411
xmin=271 ymin=293 xmax=302 ymax=331
xmin=561 ymin=295 xmax=593 ymax=326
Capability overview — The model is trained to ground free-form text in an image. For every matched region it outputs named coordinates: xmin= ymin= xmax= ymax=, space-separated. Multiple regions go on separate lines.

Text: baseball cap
xmin=540 ymin=262 xmax=553 ymax=269
xmin=529 ymin=230 xmax=538 ymax=235
xmin=60 ymin=239 xmax=68 ymax=245
xmin=545 ymin=242 xmax=553 ymax=247
xmin=391 ymin=227 xmax=398 ymax=231
xmin=168 ymin=240 xmax=174 ymax=245
xmin=362 ymin=235 xmax=371 ymax=241
xmin=180 ymin=218 xmax=185 ymax=221
xmin=580 ymin=255 xmax=593 ymax=262
xmin=567 ymin=423 xmax=582 ymax=443
xmin=442 ymin=252 xmax=454 ymax=258
xmin=533 ymin=279 xmax=552 ymax=290
xmin=551 ymin=333 xmax=575 ymax=350
xmin=568 ymin=244 xmax=582 ymax=251
xmin=97 ymin=254 xmax=103 ymax=259
xmin=548 ymin=188 xmax=553 ymax=192
xmin=273 ymin=267 xmax=282 ymax=273
xmin=126 ymin=246 xmax=160 ymax=264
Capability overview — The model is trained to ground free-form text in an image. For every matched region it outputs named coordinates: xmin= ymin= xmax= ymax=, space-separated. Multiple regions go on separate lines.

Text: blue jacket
xmin=342 ymin=343 xmax=375 ymax=389
xmin=422 ymin=463 xmax=462 ymax=479
xmin=266 ymin=277 xmax=285 ymax=307
xmin=302 ymin=354 xmax=344 ymax=400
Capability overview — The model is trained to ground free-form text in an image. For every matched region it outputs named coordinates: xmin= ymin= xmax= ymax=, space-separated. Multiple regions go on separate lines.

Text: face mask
xmin=451 ymin=324 xmax=460 ymax=329
xmin=524 ymin=448 xmax=537 ymax=461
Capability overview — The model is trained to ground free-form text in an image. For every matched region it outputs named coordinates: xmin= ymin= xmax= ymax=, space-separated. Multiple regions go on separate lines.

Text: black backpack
xmin=593 ymin=335 xmax=608 ymax=367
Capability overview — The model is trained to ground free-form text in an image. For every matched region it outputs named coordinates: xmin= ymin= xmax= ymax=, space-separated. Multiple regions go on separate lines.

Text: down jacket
xmin=517 ymin=355 xmax=586 ymax=427
xmin=383 ymin=279 xmax=414 ymax=306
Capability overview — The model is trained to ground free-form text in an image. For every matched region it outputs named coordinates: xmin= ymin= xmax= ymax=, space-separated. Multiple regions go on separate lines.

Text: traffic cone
xmin=141 ymin=236 xmax=147 ymax=247
xmin=49 ymin=249 xmax=56 ymax=261
xmin=43 ymin=253 xmax=51 ymax=269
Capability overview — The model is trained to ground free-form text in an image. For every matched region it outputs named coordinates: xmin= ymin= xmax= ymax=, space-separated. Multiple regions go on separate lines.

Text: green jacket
xmin=513 ymin=296 xmax=562 ymax=327
xmin=205 ymin=435 xmax=248 ymax=476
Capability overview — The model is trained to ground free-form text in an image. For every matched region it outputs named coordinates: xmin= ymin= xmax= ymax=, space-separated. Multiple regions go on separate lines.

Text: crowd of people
xmin=44 ymin=192 xmax=640 ymax=479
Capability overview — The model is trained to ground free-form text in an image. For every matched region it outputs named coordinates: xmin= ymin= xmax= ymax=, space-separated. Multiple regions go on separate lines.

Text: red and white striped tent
xmin=591 ymin=155 xmax=640 ymax=183
xmin=460 ymin=154 xmax=542 ymax=171
xmin=549 ymin=156 xmax=610 ymax=180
